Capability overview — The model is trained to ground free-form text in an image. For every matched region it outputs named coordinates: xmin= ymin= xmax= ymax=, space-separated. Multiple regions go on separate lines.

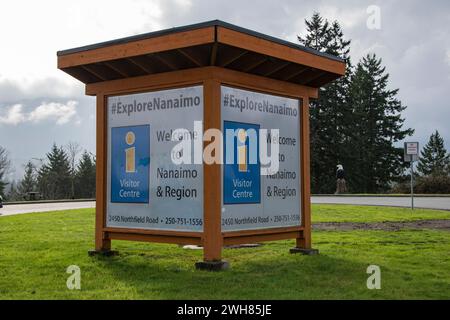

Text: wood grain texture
xmin=202 ymin=79 xmax=223 ymax=261
xmin=107 ymin=232 xmax=202 ymax=246
xmin=103 ymin=227 xmax=202 ymax=238
xmin=58 ymin=27 xmax=215 ymax=69
xmin=224 ymin=232 xmax=302 ymax=246
xmin=298 ymin=96 xmax=312 ymax=249
xmin=217 ymin=27 xmax=346 ymax=76
xmin=95 ymin=93 xmax=110 ymax=251
xmin=86 ymin=67 xmax=213 ymax=96
xmin=86 ymin=66 xmax=318 ymax=98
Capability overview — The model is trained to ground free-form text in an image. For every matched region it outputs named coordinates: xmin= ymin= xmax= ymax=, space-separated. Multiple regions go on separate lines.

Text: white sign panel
xmin=221 ymin=86 xmax=301 ymax=231
xmin=107 ymin=86 xmax=204 ymax=231
xmin=405 ymin=142 xmax=419 ymax=155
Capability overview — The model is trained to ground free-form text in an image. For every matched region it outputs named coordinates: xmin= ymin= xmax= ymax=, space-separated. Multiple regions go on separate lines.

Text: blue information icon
xmin=111 ymin=125 xmax=150 ymax=203
xmin=223 ymin=121 xmax=261 ymax=204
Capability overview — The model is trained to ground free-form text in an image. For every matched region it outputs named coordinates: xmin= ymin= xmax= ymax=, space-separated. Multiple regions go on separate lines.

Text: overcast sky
xmin=1 ymin=0 xmax=449 ymax=181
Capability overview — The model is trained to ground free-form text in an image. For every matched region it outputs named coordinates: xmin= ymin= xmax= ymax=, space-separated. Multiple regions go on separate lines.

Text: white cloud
xmin=0 ymin=104 xmax=26 ymax=125
xmin=0 ymin=101 xmax=79 ymax=126
xmin=0 ymin=77 xmax=82 ymax=103
xmin=318 ymin=5 xmax=367 ymax=29
xmin=29 ymin=101 xmax=78 ymax=125
xmin=0 ymin=0 xmax=165 ymax=82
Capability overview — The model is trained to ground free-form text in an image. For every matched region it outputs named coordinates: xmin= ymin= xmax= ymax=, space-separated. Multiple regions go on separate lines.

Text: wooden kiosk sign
xmin=57 ymin=21 xmax=345 ymax=270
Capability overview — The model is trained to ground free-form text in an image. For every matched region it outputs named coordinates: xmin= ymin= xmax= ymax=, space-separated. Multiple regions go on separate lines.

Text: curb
xmin=4 ymin=199 xmax=95 ymax=205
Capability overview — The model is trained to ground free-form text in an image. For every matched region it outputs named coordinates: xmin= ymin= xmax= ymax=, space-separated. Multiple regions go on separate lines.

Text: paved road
xmin=312 ymin=196 xmax=450 ymax=210
xmin=1 ymin=197 xmax=449 ymax=216
xmin=0 ymin=201 xmax=95 ymax=216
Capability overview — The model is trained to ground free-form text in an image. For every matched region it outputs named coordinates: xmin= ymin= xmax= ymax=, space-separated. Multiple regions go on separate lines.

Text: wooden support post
xmin=90 ymin=93 xmax=115 ymax=256
xmin=291 ymin=96 xmax=318 ymax=255
xmin=196 ymin=79 xmax=229 ymax=271
xmin=300 ymin=96 xmax=312 ymax=248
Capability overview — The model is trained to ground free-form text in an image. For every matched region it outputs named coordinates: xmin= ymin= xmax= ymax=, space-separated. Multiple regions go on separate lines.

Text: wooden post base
xmin=195 ymin=260 xmax=230 ymax=271
xmin=88 ymin=249 xmax=119 ymax=257
xmin=289 ymin=248 xmax=319 ymax=255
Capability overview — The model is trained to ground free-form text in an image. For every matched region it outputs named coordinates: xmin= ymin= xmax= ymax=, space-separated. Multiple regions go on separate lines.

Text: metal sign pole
xmin=410 ymin=159 xmax=414 ymax=210
xmin=405 ymin=142 xmax=418 ymax=211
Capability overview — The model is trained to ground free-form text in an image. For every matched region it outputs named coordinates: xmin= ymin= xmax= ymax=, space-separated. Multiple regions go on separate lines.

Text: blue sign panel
xmin=223 ymin=121 xmax=261 ymax=204
xmin=111 ymin=125 xmax=150 ymax=203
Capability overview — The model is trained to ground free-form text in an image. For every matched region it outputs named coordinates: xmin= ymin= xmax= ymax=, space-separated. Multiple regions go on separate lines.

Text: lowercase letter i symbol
xmin=125 ymin=131 xmax=136 ymax=173
xmin=238 ymin=129 xmax=247 ymax=172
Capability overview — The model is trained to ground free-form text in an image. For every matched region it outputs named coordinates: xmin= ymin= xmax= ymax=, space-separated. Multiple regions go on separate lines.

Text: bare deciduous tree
xmin=66 ymin=141 xmax=82 ymax=199
xmin=0 ymin=146 xmax=12 ymax=197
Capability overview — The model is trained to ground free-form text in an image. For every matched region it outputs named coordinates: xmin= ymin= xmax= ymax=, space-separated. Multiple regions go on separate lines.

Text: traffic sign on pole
xmin=404 ymin=142 xmax=419 ymax=210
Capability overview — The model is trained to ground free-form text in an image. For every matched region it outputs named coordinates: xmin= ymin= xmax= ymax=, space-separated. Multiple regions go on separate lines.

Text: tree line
xmin=393 ymin=130 xmax=450 ymax=194
xmin=0 ymin=143 xmax=96 ymax=201
xmin=299 ymin=13 xmax=413 ymax=193
xmin=1 ymin=12 xmax=448 ymax=198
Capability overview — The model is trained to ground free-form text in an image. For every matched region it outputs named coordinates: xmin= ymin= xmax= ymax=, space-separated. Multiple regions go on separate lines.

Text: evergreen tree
xmin=298 ymin=13 xmax=352 ymax=193
xmin=417 ymin=131 xmax=450 ymax=176
xmin=75 ymin=151 xmax=96 ymax=198
xmin=348 ymin=54 xmax=413 ymax=192
xmin=298 ymin=12 xmax=330 ymax=51
xmin=37 ymin=144 xmax=72 ymax=200
xmin=17 ymin=161 xmax=37 ymax=198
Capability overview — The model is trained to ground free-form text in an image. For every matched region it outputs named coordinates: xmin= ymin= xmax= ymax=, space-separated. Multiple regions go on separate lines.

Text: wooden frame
xmin=57 ymin=21 xmax=345 ymax=83
xmin=216 ymin=27 xmax=345 ymax=75
xmin=58 ymin=27 xmax=216 ymax=69
xmin=92 ymin=66 xmax=314 ymax=262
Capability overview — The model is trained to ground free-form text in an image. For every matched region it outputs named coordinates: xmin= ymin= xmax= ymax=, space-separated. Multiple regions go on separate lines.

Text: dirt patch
xmin=313 ymin=219 xmax=450 ymax=231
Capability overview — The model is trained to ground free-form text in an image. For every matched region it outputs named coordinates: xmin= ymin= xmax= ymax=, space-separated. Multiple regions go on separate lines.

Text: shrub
xmin=391 ymin=175 xmax=450 ymax=194
xmin=415 ymin=175 xmax=450 ymax=194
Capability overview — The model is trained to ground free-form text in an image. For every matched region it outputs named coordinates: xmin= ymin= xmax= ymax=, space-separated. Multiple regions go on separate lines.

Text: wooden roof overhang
xmin=57 ymin=20 xmax=345 ymax=96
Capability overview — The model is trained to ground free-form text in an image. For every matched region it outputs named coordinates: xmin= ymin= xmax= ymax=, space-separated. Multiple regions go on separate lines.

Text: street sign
xmin=405 ymin=142 xmax=419 ymax=155
xmin=404 ymin=141 xmax=419 ymax=210
xmin=404 ymin=142 xmax=419 ymax=162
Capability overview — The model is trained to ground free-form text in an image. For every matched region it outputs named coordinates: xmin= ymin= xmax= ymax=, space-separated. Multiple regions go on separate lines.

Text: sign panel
xmin=404 ymin=142 xmax=419 ymax=162
xmin=111 ymin=125 xmax=150 ymax=203
xmin=221 ymin=86 xmax=301 ymax=231
xmin=223 ymin=121 xmax=261 ymax=205
xmin=405 ymin=142 xmax=419 ymax=155
xmin=107 ymin=86 xmax=203 ymax=231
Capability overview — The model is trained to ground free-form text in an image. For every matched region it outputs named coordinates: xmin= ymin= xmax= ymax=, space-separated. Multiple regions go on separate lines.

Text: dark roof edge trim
xmin=57 ymin=20 xmax=344 ymax=64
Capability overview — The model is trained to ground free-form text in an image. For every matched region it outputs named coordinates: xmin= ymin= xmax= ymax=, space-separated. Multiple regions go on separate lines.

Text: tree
xmin=7 ymin=180 xmax=21 ymax=201
xmin=75 ymin=151 xmax=96 ymax=199
xmin=347 ymin=54 xmax=413 ymax=192
xmin=298 ymin=13 xmax=353 ymax=193
xmin=17 ymin=161 xmax=37 ymax=198
xmin=37 ymin=144 xmax=72 ymax=200
xmin=417 ymin=131 xmax=450 ymax=176
xmin=298 ymin=12 xmax=330 ymax=51
xmin=66 ymin=141 xmax=82 ymax=199
xmin=0 ymin=146 xmax=12 ymax=198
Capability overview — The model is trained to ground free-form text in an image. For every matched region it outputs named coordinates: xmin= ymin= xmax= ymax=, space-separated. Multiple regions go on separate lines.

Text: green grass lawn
xmin=312 ymin=204 xmax=450 ymax=222
xmin=1 ymin=206 xmax=450 ymax=299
